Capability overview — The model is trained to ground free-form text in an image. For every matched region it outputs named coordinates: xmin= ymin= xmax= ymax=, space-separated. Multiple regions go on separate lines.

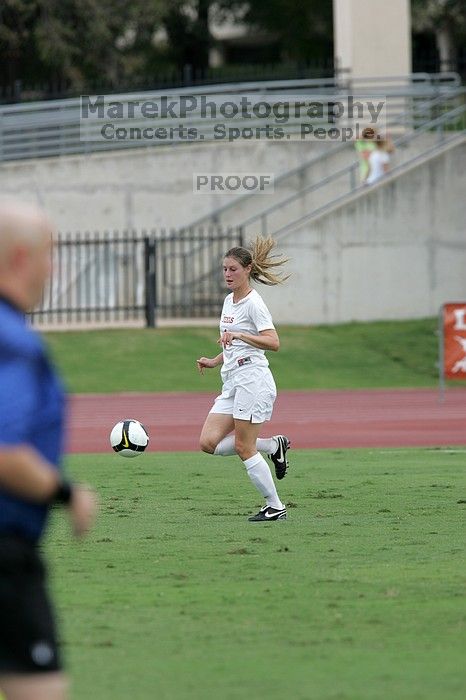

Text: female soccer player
xmin=197 ymin=236 xmax=290 ymax=522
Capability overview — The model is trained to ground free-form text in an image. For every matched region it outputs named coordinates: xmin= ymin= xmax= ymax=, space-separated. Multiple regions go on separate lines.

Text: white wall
xmin=0 ymin=140 xmax=331 ymax=233
xmin=260 ymin=138 xmax=466 ymax=324
xmin=0 ymin=132 xmax=438 ymax=236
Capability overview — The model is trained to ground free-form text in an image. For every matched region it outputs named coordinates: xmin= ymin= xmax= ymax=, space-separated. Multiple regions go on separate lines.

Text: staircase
xmin=180 ymin=80 xmax=465 ymax=237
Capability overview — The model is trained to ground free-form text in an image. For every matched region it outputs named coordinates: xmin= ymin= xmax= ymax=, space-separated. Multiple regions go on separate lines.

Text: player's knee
xmin=199 ymin=436 xmax=215 ymax=454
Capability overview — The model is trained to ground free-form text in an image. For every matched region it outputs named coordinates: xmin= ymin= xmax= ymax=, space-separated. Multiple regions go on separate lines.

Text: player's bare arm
xmin=69 ymin=485 xmax=98 ymax=538
xmin=0 ymin=446 xmax=97 ymax=537
xmin=197 ymin=352 xmax=224 ymax=374
xmin=0 ymin=446 xmax=61 ymax=500
xmin=219 ymin=329 xmax=279 ymax=352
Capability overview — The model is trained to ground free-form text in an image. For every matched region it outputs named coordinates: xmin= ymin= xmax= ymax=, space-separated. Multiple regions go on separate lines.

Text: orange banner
xmin=443 ymin=303 xmax=466 ymax=379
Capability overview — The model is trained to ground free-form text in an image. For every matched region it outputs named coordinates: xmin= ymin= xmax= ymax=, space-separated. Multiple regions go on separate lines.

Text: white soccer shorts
xmin=210 ymin=365 xmax=277 ymax=423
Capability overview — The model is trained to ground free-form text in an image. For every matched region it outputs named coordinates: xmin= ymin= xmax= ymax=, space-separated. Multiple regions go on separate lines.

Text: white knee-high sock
xmin=214 ymin=436 xmax=278 ymax=456
xmin=256 ymin=437 xmax=278 ymax=454
xmin=243 ymin=453 xmax=284 ymax=509
xmin=214 ymin=435 xmax=236 ymax=455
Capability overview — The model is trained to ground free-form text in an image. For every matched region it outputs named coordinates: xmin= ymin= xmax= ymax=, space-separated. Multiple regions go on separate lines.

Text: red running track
xmin=67 ymin=388 xmax=466 ymax=453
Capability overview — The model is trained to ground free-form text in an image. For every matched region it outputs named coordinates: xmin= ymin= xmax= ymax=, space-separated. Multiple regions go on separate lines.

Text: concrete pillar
xmin=333 ymin=0 xmax=412 ymax=79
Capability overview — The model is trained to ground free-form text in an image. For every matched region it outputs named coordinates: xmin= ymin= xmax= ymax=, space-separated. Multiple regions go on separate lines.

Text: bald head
xmin=0 ymin=200 xmax=53 ymax=259
xmin=0 ymin=199 xmax=54 ymax=311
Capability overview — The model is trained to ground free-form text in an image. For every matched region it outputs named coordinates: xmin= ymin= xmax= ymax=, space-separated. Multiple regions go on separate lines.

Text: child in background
xmin=366 ymin=135 xmax=394 ymax=185
xmin=354 ymin=126 xmax=377 ymax=183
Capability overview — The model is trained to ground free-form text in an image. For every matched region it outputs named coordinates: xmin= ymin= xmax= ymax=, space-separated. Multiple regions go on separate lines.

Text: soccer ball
xmin=110 ymin=419 xmax=149 ymax=458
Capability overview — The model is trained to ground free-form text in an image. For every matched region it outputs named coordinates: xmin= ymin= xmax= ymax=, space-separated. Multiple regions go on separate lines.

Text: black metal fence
xmin=0 ymin=60 xmax=335 ymax=105
xmin=30 ymin=229 xmax=242 ymax=327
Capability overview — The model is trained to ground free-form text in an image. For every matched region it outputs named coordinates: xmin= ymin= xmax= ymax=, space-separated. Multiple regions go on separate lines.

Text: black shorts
xmin=0 ymin=535 xmax=62 ymax=674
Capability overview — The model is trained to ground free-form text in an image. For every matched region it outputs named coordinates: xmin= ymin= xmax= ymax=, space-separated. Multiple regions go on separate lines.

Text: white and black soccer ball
xmin=110 ymin=419 xmax=149 ymax=458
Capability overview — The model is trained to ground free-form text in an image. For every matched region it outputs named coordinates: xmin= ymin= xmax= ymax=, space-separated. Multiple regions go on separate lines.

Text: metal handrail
xmin=272 ymin=132 xmax=466 ymax=240
xmin=184 ymin=88 xmax=466 ymax=231
xmin=0 ymin=72 xmax=462 ymax=163
xmin=239 ymin=101 xmax=466 ymax=233
xmin=335 ymin=71 xmax=461 ymax=88
xmin=2 ymin=70 xmax=460 ymax=106
xmin=261 ymin=107 xmax=466 ymax=239
xmin=2 ymin=72 xmax=458 ymax=114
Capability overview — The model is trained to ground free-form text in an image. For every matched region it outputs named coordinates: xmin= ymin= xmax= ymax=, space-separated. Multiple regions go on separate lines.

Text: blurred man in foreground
xmin=0 ymin=200 xmax=97 ymax=700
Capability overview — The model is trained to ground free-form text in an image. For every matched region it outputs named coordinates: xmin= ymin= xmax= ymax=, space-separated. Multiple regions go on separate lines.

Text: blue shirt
xmin=0 ymin=298 xmax=66 ymax=542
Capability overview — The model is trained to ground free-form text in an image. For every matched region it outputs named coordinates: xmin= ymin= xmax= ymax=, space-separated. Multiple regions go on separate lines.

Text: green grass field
xmin=43 ymin=318 xmax=441 ymax=393
xmin=29 ymin=319 xmax=464 ymax=699
xmin=45 ymin=447 xmax=466 ymax=700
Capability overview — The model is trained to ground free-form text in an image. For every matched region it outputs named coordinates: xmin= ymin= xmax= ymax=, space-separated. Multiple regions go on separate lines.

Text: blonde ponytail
xmin=224 ymin=235 xmax=289 ymax=286
xmin=249 ymin=235 xmax=289 ymax=285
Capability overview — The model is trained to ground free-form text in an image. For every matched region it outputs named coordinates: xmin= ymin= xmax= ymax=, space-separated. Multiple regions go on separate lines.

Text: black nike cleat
xmin=248 ymin=505 xmax=287 ymax=522
xmin=268 ymin=435 xmax=290 ymax=480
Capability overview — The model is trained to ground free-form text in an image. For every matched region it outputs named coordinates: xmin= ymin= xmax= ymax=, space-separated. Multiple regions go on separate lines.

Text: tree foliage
xmin=0 ymin=0 xmax=165 ymax=88
xmin=213 ymin=0 xmax=332 ymax=63
xmin=411 ymin=0 xmax=466 ymax=33
xmin=0 ymin=0 xmax=336 ymax=90
xmin=163 ymin=0 xmax=211 ymax=72
xmin=411 ymin=0 xmax=466 ymax=68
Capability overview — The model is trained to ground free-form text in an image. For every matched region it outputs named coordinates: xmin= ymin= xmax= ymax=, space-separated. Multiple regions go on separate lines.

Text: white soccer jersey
xmin=219 ymin=289 xmax=275 ymax=372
